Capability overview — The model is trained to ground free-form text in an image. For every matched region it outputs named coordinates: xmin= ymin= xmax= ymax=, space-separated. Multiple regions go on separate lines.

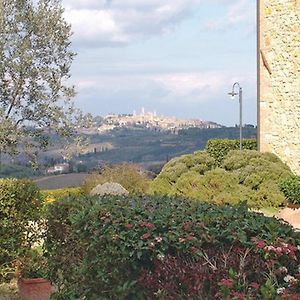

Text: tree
xmin=0 ymin=0 xmax=76 ymax=161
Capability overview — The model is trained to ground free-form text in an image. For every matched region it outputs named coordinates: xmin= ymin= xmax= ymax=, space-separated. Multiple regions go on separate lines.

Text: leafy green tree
xmin=0 ymin=0 xmax=76 ymax=160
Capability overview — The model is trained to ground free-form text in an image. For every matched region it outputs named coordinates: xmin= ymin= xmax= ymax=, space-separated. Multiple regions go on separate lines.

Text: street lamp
xmin=228 ymin=82 xmax=243 ymax=150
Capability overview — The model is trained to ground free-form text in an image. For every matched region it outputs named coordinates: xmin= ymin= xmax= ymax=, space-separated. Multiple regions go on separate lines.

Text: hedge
xmin=279 ymin=175 xmax=300 ymax=205
xmin=45 ymin=195 xmax=300 ymax=299
xmin=206 ymin=138 xmax=257 ymax=165
xmin=0 ymin=179 xmax=43 ymax=281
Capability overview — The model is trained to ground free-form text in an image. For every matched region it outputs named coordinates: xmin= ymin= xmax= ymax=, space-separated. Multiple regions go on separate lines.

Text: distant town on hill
xmin=79 ymin=108 xmax=224 ymax=135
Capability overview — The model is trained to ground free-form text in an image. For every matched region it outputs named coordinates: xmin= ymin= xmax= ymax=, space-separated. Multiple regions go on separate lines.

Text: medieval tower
xmin=258 ymin=0 xmax=300 ymax=174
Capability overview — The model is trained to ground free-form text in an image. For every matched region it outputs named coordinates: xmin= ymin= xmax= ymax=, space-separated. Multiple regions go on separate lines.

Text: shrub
xmin=0 ymin=179 xmax=43 ymax=281
xmin=206 ymin=138 xmax=257 ymax=165
xmin=149 ymin=151 xmax=215 ymax=195
xmin=45 ymin=195 xmax=300 ymax=299
xmin=151 ymin=150 xmax=292 ymax=208
xmin=82 ymin=163 xmax=151 ymax=195
xmin=279 ymin=176 xmax=300 ymax=205
xmin=41 ymin=187 xmax=84 ymax=201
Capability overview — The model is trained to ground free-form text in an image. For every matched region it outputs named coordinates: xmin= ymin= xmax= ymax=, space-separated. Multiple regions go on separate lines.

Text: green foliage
xmin=45 ymin=195 xmax=300 ymax=299
xmin=0 ymin=179 xmax=43 ymax=281
xmin=279 ymin=175 xmax=300 ymax=204
xmin=17 ymin=248 xmax=48 ymax=279
xmin=0 ymin=0 xmax=76 ymax=159
xmin=41 ymin=187 xmax=84 ymax=200
xmin=206 ymin=138 xmax=257 ymax=165
xmin=151 ymin=150 xmax=292 ymax=208
xmin=82 ymin=163 xmax=151 ymax=195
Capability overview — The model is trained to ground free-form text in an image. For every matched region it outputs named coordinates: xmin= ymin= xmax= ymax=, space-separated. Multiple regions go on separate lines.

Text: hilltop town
xmin=94 ymin=109 xmax=222 ymax=134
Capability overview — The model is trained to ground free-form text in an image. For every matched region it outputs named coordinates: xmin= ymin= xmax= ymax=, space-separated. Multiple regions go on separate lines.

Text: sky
xmin=62 ymin=0 xmax=257 ymax=126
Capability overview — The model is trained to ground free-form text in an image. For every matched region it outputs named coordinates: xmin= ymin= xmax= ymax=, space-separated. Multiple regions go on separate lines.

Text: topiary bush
xmin=0 ymin=179 xmax=43 ymax=281
xmin=82 ymin=163 xmax=151 ymax=195
xmin=45 ymin=195 xmax=300 ymax=299
xmin=151 ymin=150 xmax=292 ymax=208
xmin=149 ymin=151 xmax=215 ymax=195
xmin=279 ymin=175 xmax=300 ymax=205
xmin=206 ymin=138 xmax=257 ymax=166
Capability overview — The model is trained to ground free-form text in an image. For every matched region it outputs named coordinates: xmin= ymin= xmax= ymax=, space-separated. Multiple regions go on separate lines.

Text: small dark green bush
xmin=45 ymin=195 xmax=300 ymax=299
xmin=0 ymin=179 xmax=43 ymax=281
xmin=279 ymin=176 xmax=300 ymax=204
xmin=206 ymin=138 xmax=257 ymax=165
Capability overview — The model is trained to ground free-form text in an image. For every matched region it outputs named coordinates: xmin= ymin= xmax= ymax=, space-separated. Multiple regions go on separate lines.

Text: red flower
xmin=145 ymin=223 xmax=155 ymax=229
xmin=219 ymin=278 xmax=234 ymax=288
xmin=125 ymin=224 xmax=133 ymax=229
xmin=232 ymin=291 xmax=245 ymax=300
xmin=250 ymin=282 xmax=260 ymax=289
xmin=186 ymin=235 xmax=194 ymax=241
xmin=251 ymin=237 xmax=266 ymax=249
xmin=141 ymin=232 xmax=151 ymax=240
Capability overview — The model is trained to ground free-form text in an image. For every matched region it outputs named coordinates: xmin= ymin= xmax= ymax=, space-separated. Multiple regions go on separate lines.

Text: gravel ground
xmin=0 ymin=282 xmax=21 ymax=300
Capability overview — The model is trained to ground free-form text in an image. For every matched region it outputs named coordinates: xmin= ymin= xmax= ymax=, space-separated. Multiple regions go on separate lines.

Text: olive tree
xmin=0 ymin=0 xmax=77 ymax=160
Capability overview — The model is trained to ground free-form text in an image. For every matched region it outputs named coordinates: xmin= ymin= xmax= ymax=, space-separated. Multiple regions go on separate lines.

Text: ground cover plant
xmin=45 ymin=195 xmax=300 ymax=299
xmin=150 ymin=149 xmax=292 ymax=209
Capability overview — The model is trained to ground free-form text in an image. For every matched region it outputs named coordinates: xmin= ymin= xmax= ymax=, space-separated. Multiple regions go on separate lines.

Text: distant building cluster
xmin=47 ymin=163 xmax=70 ymax=174
xmin=98 ymin=108 xmax=221 ymax=133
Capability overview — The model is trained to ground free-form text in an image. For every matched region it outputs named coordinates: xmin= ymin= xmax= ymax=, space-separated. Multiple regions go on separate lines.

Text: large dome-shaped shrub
xmin=151 ymin=150 xmax=292 ymax=208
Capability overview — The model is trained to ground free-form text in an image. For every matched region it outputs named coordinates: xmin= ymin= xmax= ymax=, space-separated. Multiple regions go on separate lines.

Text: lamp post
xmin=228 ymin=82 xmax=243 ymax=150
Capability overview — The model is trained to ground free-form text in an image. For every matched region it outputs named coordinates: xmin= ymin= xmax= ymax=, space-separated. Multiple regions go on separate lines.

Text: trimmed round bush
xmin=0 ymin=179 xmax=43 ymax=281
xmin=151 ymin=150 xmax=293 ymax=208
xmin=45 ymin=195 xmax=300 ymax=299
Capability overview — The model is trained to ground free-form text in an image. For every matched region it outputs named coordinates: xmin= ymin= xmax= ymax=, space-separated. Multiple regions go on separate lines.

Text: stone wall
xmin=258 ymin=0 xmax=300 ymax=174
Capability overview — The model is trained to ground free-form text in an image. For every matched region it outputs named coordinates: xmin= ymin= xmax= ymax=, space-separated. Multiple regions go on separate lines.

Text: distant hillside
xmin=77 ymin=126 xmax=257 ymax=169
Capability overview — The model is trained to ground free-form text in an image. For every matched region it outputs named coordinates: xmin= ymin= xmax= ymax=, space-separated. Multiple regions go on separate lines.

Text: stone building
xmin=258 ymin=0 xmax=300 ymax=174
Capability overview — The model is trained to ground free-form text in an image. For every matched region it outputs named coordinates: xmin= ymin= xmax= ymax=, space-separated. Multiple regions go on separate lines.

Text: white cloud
xmin=74 ymin=71 xmax=255 ymax=104
xmin=63 ymin=0 xmax=202 ymax=47
xmin=206 ymin=0 xmax=255 ymax=31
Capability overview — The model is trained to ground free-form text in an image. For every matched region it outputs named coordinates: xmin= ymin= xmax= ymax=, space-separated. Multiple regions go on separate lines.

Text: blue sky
xmin=62 ymin=0 xmax=257 ymax=126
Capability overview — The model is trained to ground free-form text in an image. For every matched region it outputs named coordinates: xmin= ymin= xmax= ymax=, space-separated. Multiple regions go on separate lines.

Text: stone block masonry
xmin=258 ymin=0 xmax=300 ymax=174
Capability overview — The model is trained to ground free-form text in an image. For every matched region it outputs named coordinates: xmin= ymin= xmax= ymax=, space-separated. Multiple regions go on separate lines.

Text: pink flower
xmin=252 ymin=237 xmax=266 ymax=249
xmin=125 ymin=224 xmax=133 ymax=229
xmin=141 ymin=232 xmax=151 ymax=240
xmin=219 ymin=278 xmax=234 ymax=288
xmin=250 ymin=282 xmax=260 ymax=289
xmin=186 ymin=235 xmax=194 ymax=241
xmin=145 ymin=223 xmax=155 ymax=229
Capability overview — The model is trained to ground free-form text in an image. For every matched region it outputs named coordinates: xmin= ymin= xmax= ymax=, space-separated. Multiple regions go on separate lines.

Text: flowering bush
xmin=45 ymin=195 xmax=300 ymax=299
